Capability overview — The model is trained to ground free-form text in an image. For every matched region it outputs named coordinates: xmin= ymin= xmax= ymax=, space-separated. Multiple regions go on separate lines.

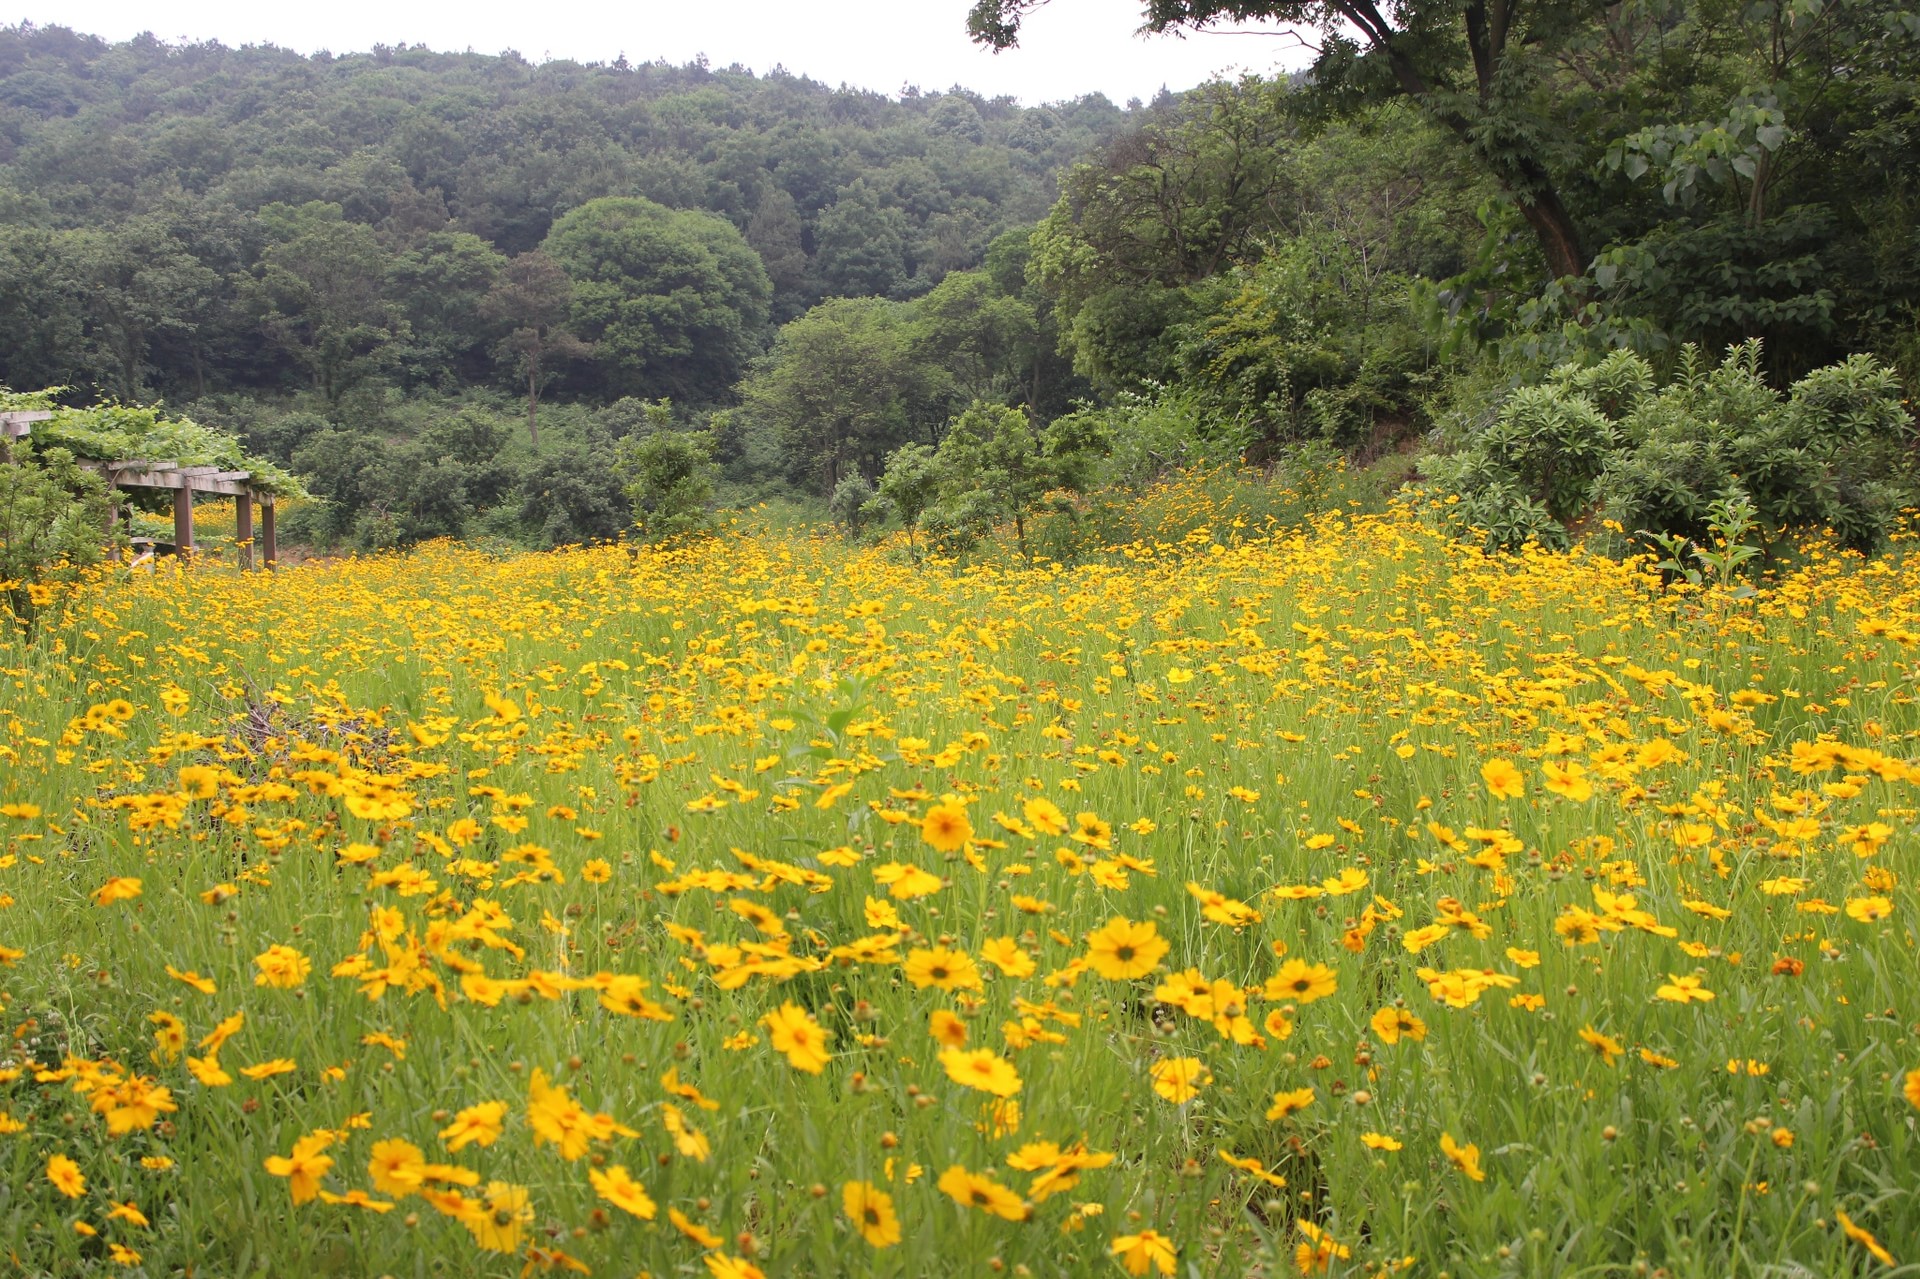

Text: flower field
xmin=2 ymin=499 xmax=1917 ymax=1277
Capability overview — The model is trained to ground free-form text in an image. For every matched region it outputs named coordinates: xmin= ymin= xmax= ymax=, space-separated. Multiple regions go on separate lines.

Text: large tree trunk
xmin=1357 ymin=0 xmax=1588 ymax=282
xmin=1514 ymin=184 xmax=1586 ymax=282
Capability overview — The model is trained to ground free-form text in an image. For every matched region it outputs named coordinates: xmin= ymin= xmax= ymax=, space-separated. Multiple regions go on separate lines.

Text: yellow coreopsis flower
xmin=842 ymin=1180 xmax=901 ymax=1248
xmin=1266 ymin=1087 xmax=1315 ymax=1121
xmin=919 ymin=802 xmax=973 ymax=852
xmin=1440 ymin=1131 xmax=1486 ymax=1182
xmin=589 ymin=1164 xmax=657 ymax=1220
xmin=1084 ymin=916 xmax=1169 ymax=980
xmin=1110 ymin=1228 xmax=1177 ymax=1276
xmin=763 ymin=1001 xmax=832 ymax=1073
xmin=263 ymin=1131 xmax=334 ymax=1205
xmin=1480 ymin=757 xmax=1525 ymax=800
xmin=936 ymin=1165 xmax=1028 ymax=1221
xmin=1149 ymin=1057 xmax=1210 ymax=1104
xmin=940 ymin=1047 xmax=1022 ymax=1097
xmin=46 ymin=1154 xmax=86 ymax=1199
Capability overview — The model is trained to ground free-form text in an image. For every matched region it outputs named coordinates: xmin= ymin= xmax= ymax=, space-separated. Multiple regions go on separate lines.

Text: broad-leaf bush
xmin=1427 ymin=343 xmax=1916 ymax=554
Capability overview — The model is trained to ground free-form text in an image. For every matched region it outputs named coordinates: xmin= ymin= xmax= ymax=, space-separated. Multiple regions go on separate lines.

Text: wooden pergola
xmin=2 ymin=410 xmax=278 ymax=569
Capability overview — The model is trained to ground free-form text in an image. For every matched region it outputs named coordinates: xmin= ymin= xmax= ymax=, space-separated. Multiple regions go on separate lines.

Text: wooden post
xmin=261 ymin=498 xmax=277 ymax=570
xmin=106 ymin=498 xmax=122 ymax=562
xmin=173 ymin=486 xmax=194 ymax=560
xmin=235 ymin=493 xmax=254 ymax=571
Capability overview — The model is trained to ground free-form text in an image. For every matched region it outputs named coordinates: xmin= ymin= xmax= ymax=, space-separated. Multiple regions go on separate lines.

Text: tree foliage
xmin=1426 ymin=344 xmax=1917 ymax=553
xmin=542 ymin=198 xmax=770 ymax=406
xmin=0 ymin=441 xmax=113 ymax=634
xmin=618 ymin=424 xmax=719 ymax=543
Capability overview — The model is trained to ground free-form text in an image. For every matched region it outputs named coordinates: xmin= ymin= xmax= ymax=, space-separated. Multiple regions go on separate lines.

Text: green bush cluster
xmin=1425 ymin=344 xmax=1916 ymax=555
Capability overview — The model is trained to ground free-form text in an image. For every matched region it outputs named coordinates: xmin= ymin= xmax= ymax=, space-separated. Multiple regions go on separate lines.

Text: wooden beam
xmin=173 ymin=487 xmax=194 ymax=559
xmin=77 ymin=458 xmax=273 ymax=503
xmin=236 ymin=494 xmax=254 ymax=571
xmin=94 ymin=464 xmax=255 ymax=497
xmin=261 ymin=500 xmax=277 ymax=570
xmin=0 ymin=410 xmax=53 ymax=438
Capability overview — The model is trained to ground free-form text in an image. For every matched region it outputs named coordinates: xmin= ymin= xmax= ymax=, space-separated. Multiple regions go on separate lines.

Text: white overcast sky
xmin=4 ymin=0 xmax=1312 ymax=104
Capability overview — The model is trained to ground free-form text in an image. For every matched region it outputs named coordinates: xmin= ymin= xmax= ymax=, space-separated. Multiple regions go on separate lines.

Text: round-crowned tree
xmin=542 ymin=197 xmax=771 ymax=405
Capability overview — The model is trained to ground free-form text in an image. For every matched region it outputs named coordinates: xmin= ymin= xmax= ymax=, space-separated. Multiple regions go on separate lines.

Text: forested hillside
xmin=0 ymin=24 xmax=1127 ymax=404
xmin=1 ymin=4 xmax=1916 ymax=559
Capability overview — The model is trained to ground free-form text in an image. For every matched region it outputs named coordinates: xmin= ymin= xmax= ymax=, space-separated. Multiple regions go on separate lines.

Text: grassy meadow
xmin=1 ymin=486 xmax=1917 ymax=1277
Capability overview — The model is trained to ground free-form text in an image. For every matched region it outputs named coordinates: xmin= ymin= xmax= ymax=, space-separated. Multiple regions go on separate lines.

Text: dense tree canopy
xmin=3 ymin=12 xmax=1913 ymax=556
xmin=0 ymin=24 xmax=1133 ymax=404
xmin=542 ymin=197 xmax=770 ymax=405
xmin=971 ymin=0 xmax=1920 ymax=378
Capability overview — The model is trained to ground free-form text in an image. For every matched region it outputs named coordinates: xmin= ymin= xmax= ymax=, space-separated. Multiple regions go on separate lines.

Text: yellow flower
xmin=318 ymin=1189 xmax=395 ymax=1213
xmin=1440 ymin=1131 xmax=1486 ymax=1182
xmin=872 ymin=861 xmax=943 ymax=900
xmin=148 ymin=1011 xmax=186 ymax=1064
xmin=1265 ymin=1087 xmax=1315 ymax=1120
xmin=936 ymin=1165 xmax=1028 ymax=1220
xmin=1903 ymin=1068 xmax=1920 ymax=1110
xmin=47 ymin=1154 xmax=86 ymax=1199
xmin=1149 ymin=1057 xmax=1210 ymax=1104
xmin=186 ymin=1055 xmax=232 ymax=1087
xmin=1215 ymin=1149 xmax=1286 ymax=1187
xmin=904 ymin=945 xmax=984 ymax=991
xmin=263 ymin=1131 xmax=334 ymax=1205
xmin=1579 ymin=1025 xmax=1624 ymax=1065
xmin=1541 ymin=759 xmax=1592 ymax=801
xmin=1110 ymin=1228 xmax=1177 ymax=1276
xmin=920 ymin=802 xmax=973 ymax=852
xmin=589 ymin=1164 xmax=657 ymax=1220
xmin=91 ymin=877 xmax=142 ymax=906
xmin=1361 ymin=1132 xmax=1402 ymax=1152
xmin=979 ymin=936 xmax=1036 ymax=977
xmin=763 ymin=1001 xmax=832 ymax=1074
xmin=670 ymin=1206 xmax=723 ymax=1248
xmin=1263 ymin=959 xmax=1337 ymax=1004
xmin=940 ymin=1047 xmax=1022 ymax=1097
xmin=1294 ymin=1219 xmax=1351 ymax=1273
xmin=239 ymin=1058 xmax=297 ymax=1081
xmin=1845 ymin=896 xmax=1894 ymax=923
xmin=929 ymin=1009 xmax=969 ymax=1049
xmin=842 ymin=1180 xmax=901 ymax=1248
xmin=1835 ymin=1209 xmax=1897 ymax=1266
xmin=1084 ymin=917 xmax=1169 ymax=980
xmin=1369 ymin=1005 xmax=1427 ymax=1045
xmin=1655 ymin=973 xmax=1715 ymax=1004
xmin=1022 ymin=796 xmax=1069 ymax=836
xmin=368 ymin=1139 xmax=427 ymax=1198
xmin=1480 ymin=757 xmax=1525 ymax=800
xmin=252 ymin=944 xmax=311 ymax=989
xmin=463 ymin=1180 xmax=531 ymax=1253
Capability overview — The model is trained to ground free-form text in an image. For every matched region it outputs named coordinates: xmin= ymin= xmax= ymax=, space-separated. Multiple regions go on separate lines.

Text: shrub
xmin=617 ymin=428 xmax=718 ymax=544
xmin=1427 ymin=343 xmax=1916 ymax=555
xmin=874 ymin=443 xmax=940 ymax=547
xmin=0 ymin=442 xmax=115 ymax=635
xmin=827 ymin=472 xmax=877 ymax=536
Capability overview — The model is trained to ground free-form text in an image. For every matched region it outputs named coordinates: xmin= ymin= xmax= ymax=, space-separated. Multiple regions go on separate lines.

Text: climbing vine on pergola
xmin=2 ymin=408 xmax=287 ymax=568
